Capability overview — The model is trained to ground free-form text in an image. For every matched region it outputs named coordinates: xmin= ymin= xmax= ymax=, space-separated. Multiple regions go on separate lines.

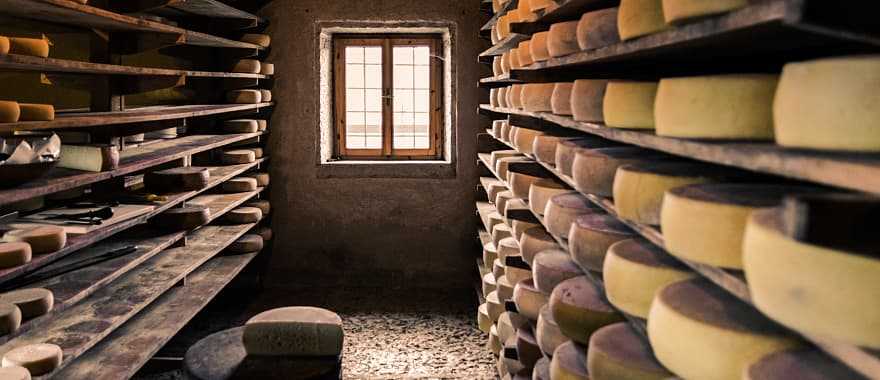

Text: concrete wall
xmin=259 ymin=0 xmax=486 ymax=290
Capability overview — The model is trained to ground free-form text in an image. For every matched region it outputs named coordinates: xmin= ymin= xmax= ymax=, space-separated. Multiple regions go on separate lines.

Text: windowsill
xmin=317 ymin=160 xmax=456 ymax=179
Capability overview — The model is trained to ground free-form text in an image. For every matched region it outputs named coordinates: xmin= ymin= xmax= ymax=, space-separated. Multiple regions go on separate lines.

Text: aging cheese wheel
xmin=550 ymin=341 xmax=589 ymax=380
xmin=491 ymin=150 xmax=521 ymax=169
xmin=496 ymin=157 xmax=530 ymax=182
xmin=510 ymin=48 xmax=523 ymax=70
xmin=655 ymin=75 xmax=778 ymax=139
xmin=484 ymin=243 xmax=499 ymax=269
xmin=222 ymin=177 xmax=259 ymax=193
xmin=0 ymin=288 xmax=53 ymax=319
xmin=511 ymin=220 xmax=540 ymax=241
xmin=647 ymin=278 xmax=800 ymax=380
xmin=151 ymin=206 xmax=210 ymax=231
xmin=58 ymin=144 xmax=119 ymax=172
xmin=572 ymin=146 xmax=668 ymax=197
xmin=618 ymin=0 xmax=670 ymax=41
xmin=0 ymin=242 xmax=31 ymax=269
xmin=494 ymin=57 xmax=504 ymax=77
xmin=493 ymin=222 xmax=515 ymax=247
xmin=603 ymin=81 xmax=659 ymax=129
xmin=528 ymin=180 xmax=569 ymax=217
xmin=603 ymin=239 xmax=694 ymax=318
xmin=3 ymin=226 xmax=66 ymax=254
xmin=491 ymin=88 xmax=501 ymax=107
xmin=256 ymin=119 xmax=268 ymax=131
xmin=662 ymin=0 xmax=748 ymax=24
xmin=1 ymin=343 xmax=62 ymax=376
xmin=570 ymin=79 xmax=608 ymax=123
xmin=550 ymin=82 xmax=574 ymax=116
xmin=744 ymin=349 xmax=868 ymax=380
xmin=532 ymin=250 xmax=582 ymax=295
xmin=18 ymin=104 xmax=54 ymax=121
xmin=483 ymin=272 xmax=498 ymax=298
xmin=543 ymin=193 xmax=599 ymax=239
xmin=519 ymin=227 xmax=558 ymax=266
xmin=0 ymin=36 xmax=8 ymax=54
xmin=498 ymin=311 xmax=529 ymax=345
xmin=478 ymin=303 xmax=492 ymax=333
xmin=0 ymin=366 xmax=29 ymax=380
xmin=242 ymin=307 xmax=343 ymax=356
xmin=512 ymin=127 xmax=545 ymax=155
xmin=550 ymin=276 xmax=622 ymax=344
xmin=555 ymin=137 xmax=618 ymax=176
xmin=518 ymin=41 xmax=534 ymax=67
xmin=9 ymin=37 xmax=49 ymax=58
xmin=0 ymin=101 xmax=20 ymax=123
xmin=501 ymin=53 xmax=512 ymax=75
xmin=227 ymin=90 xmax=262 ymax=104
xmin=487 ymin=291 xmax=505 ymax=323
xmin=221 ymin=149 xmax=256 ymax=164
xmin=506 ymin=262 xmax=532 ymax=286
xmin=576 ymin=8 xmax=621 ymax=50
xmin=516 ymin=0 xmax=539 ymax=22
xmin=568 ymin=213 xmax=634 ymax=272
xmin=530 ymin=32 xmax=551 ymax=63
xmin=145 ymin=167 xmax=210 ymax=193
xmin=488 ymin=212 xmax=505 ymax=234
xmin=260 ymin=90 xmax=272 ymax=102
xmin=225 ymin=207 xmax=263 ymax=224
xmin=245 ymin=172 xmax=270 ymax=187
xmin=743 ymin=208 xmax=880 ymax=349
xmin=260 ymin=62 xmax=275 ymax=75
xmin=254 ymin=226 xmax=273 ymax=241
xmin=509 ymin=172 xmax=546 ymax=200
xmin=509 ymin=84 xmax=525 ymax=109
xmin=532 ymin=135 xmax=569 ymax=165
xmin=245 ymin=199 xmax=270 ymax=216
xmin=241 ymin=34 xmax=271 ymax=47
xmin=774 ymin=56 xmax=880 ymax=152
xmin=536 ymin=304 xmax=566 ymax=358
xmin=497 ymin=274 xmax=516 ymax=301
xmin=513 ymin=279 xmax=547 ymax=321
xmin=222 ymin=119 xmax=259 ymax=134
xmin=547 ymin=21 xmax=580 ymax=58
xmin=587 ymin=322 xmax=672 ymax=380
xmin=521 ymin=83 xmax=556 ymax=112
xmin=533 ymin=357 xmax=551 ymax=380
xmin=232 ymin=59 xmax=261 ymax=74
xmin=0 ymin=302 xmax=22 ymax=336
xmin=492 ymin=120 xmax=506 ymax=138
xmin=516 ymin=326 xmax=542 ymax=369
xmin=228 ymin=234 xmax=264 ymax=254
xmin=489 ymin=325 xmax=502 ymax=356
xmin=493 ymin=259 xmax=505 ymax=284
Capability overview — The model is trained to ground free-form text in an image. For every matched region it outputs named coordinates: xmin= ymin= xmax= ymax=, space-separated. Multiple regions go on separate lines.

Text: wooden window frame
xmin=333 ymin=34 xmax=444 ymax=160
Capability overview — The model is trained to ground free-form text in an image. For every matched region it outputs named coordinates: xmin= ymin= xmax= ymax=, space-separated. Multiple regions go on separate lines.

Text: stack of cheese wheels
xmin=528 ymin=180 xmax=570 ymax=217
xmin=661 ymin=184 xmax=807 ymax=269
xmin=1 ymin=343 xmax=62 ymax=376
xmin=556 ymin=136 xmax=619 ymax=176
xmin=242 ymin=307 xmax=342 ymax=357
xmin=9 ymin=37 xmax=50 ymax=57
xmin=613 ymin=161 xmax=748 ymax=225
xmin=492 ymin=223 xmax=514 ymax=247
xmin=0 ymin=288 xmax=53 ymax=319
xmin=655 ymin=74 xmax=778 ymax=139
xmin=550 ymin=341 xmax=589 ymax=380
xmin=496 ymin=274 xmax=515 ymax=301
xmin=3 ymin=226 xmax=66 ymax=254
xmin=518 ymin=227 xmax=558 ymax=266
xmin=603 ymin=81 xmax=659 ymax=129
xmin=232 ymin=59 xmax=261 ymax=74
xmin=487 ymin=290 xmax=505 ymax=323
xmin=550 ymin=276 xmax=623 ymax=344
xmin=478 ymin=304 xmax=492 ymax=333
xmin=530 ymin=32 xmax=551 ymax=62
xmin=241 ymin=34 xmax=271 ymax=47
xmin=617 ymin=0 xmax=669 ymax=41
xmin=260 ymin=63 xmax=275 ymax=75
xmin=743 ymin=207 xmax=880 ymax=348
xmin=517 ymin=327 xmax=542 ymax=369
xmin=551 ymin=82 xmax=575 ymax=115
xmin=536 ymin=305 xmax=567 ymax=357
xmin=498 ymin=86 xmax=510 ymax=107
xmin=576 ymin=7 xmax=621 ymax=50
xmin=517 ymin=41 xmax=534 ymax=67
xmin=489 ymin=325 xmax=502 ymax=356
xmin=531 ymin=250 xmax=582 ymax=295
xmin=568 ymin=213 xmax=635 ymax=272
xmin=662 ymin=0 xmax=748 ymax=24
xmin=548 ymin=21 xmax=580 ymax=58
xmin=603 ymin=239 xmax=694 ymax=318
xmin=572 ymin=146 xmax=670 ymax=197
xmin=543 ymin=193 xmax=599 ymax=239
xmin=498 ymin=312 xmax=529 ymax=344
xmin=491 ymin=150 xmax=521 ymax=169
xmin=512 ymin=126 xmax=545 ymax=155
xmin=483 ymin=272 xmax=497 ymax=297
xmin=648 ymin=278 xmax=801 ymax=380
xmin=0 ymin=100 xmax=20 ymax=122
xmin=513 ymin=278 xmax=547 ymax=321
xmin=774 ymin=56 xmax=880 ymax=152
xmin=587 ymin=322 xmax=672 ymax=380
xmin=570 ymin=79 xmax=609 ymax=122
xmin=521 ymin=83 xmax=556 ymax=112
xmin=0 ymin=302 xmax=21 ymax=335
xmin=744 ymin=349 xmax=868 ymax=380
xmin=0 ymin=242 xmax=31 ymax=269
xmin=532 ymin=135 xmax=573 ymax=164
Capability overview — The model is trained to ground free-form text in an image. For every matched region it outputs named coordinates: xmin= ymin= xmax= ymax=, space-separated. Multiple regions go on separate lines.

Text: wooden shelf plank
xmin=0 ymin=54 xmax=267 ymax=79
xmin=480 ymin=0 xmax=518 ymax=34
xmin=479 ymin=33 xmax=529 ymax=59
xmin=479 ymin=73 xmax=522 ymax=87
xmin=138 ymin=0 xmax=263 ymax=22
xmin=510 ymin=0 xmax=618 ymax=35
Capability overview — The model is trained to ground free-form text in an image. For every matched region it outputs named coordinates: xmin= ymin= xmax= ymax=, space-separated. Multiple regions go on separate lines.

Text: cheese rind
xmin=617 ymin=0 xmax=669 ymax=41
xmin=550 ymin=276 xmax=622 ymax=344
xmin=228 ymin=234 xmax=264 ymax=254
xmin=744 ymin=349 xmax=867 ymax=380
xmin=576 ymin=8 xmax=621 ymax=50
xmin=521 ymin=83 xmax=556 ymax=112
xmin=222 ymin=119 xmax=259 ymax=134
xmin=232 ymin=59 xmax=261 ymax=74
xmin=550 ymin=341 xmax=589 ymax=380
xmin=260 ymin=90 xmax=272 ymax=102
xmin=1 ymin=343 xmax=62 ymax=376
xmin=241 ymin=34 xmax=271 ymax=47
xmin=0 ymin=36 xmax=9 ymax=54
xmin=517 ymin=41 xmax=534 ymax=67
xmin=513 ymin=279 xmax=548 ymax=321
xmin=494 ymin=57 xmax=504 ymax=77
xmin=530 ymin=32 xmax=551 ymax=62
xmin=0 ymin=101 xmax=20 ymax=123
xmin=483 ymin=272 xmax=498 ymax=297
xmin=18 ymin=104 xmax=54 ymax=121
xmin=3 ymin=226 xmax=66 ymax=254
xmin=518 ymin=227 xmax=558 ymax=266
xmin=536 ymin=304 xmax=566 ymax=357
xmin=242 ymin=307 xmax=343 ymax=356
xmin=222 ymin=177 xmax=259 ymax=193
xmin=543 ymin=193 xmax=599 ymax=239
xmin=603 ymin=81 xmax=658 ymax=129
xmin=0 ymin=302 xmax=22 ymax=336
xmin=221 ymin=149 xmax=256 ymax=164
xmin=225 ymin=207 xmax=263 ymax=224
xmin=570 ymin=80 xmax=608 ymax=123
xmin=512 ymin=126 xmax=545 ymax=155
xmin=151 ymin=206 xmax=210 ymax=231
xmin=58 ymin=144 xmax=119 ymax=172
xmin=551 ymin=83 xmax=574 ymax=115
xmin=532 ymin=135 xmax=569 ymax=165
xmin=587 ymin=322 xmax=672 ymax=380
xmin=568 ymin=213 xmax=634 ymax=272
xmin=528 ymin=180 xmax=569 ymax=217
xmin=227 ymin=90 xmax=262 ymax=104
xmin=571 ymin=146 xmax=667 ymax=197
xmin=0 ymin=243 xmax=31 ymax=269
xmin=145 ymin=167 xmax=210 ymax=193
xmin=516 ymin=326 xmax=542 ymax=369
xmin=0 ymin=288 xmax=53 ymax=319
xmin=555 ymin=137 xmax=619 ymax=176
xmin=487 ymin=291 xmax=505 ymax=323
xmin=478 ymin=303 xmax=492 ymax=333
xmin=260 ymin=63 xmax=275 ymax=75
xmin=662 ymin=0 xmax=748 ymax=24
xmin=532 ymin=250 xmax=582 ymax=295
xmin=245 ymin=172 xmax=270 ymax=187
xmin=548 ymin=21 xmax=580 ymax=58
xmin=497 ymin=275 xmax=515 ymax=301
xmin=9 ymin=37 xmax=50 ymax=58
xmin=245 ymin=200 xmax=270 ymax=216
xmin=498 ymin=311 xmax=529 ymax=344
xmin=0 ymin=366 xmax=29 ymax=380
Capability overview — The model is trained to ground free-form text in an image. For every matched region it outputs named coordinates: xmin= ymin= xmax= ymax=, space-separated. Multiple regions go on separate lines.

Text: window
xmin=333 ymin=34 xmax=443 ymax=160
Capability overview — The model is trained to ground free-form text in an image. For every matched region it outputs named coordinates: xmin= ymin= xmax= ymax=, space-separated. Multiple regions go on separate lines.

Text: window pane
xmin=346 ymin=64 xmax=364 ymax=88
xmin=393 ymin=46 xmax=413 ymax=65
xmin=413 ymin=66 xmax=430 ymax=89
xmin=364 ymin=47 xmax=382 ymax=64
xmin=391 ymin=45 xmax=432 ymax=152
xmin=393 ymin=65 xmax=414 ymax=89
xmin=364 ymin=64 xmax=382 ymax=89
xmin=413 ymin=113 xmax=430 ymax=149
xmin=394 ymin=89 xmax=413 ymax=112
xmin=413 ymin=89 xmax=430 ymax=113
xmin=346 ymin=111 xmax=366 ymax=149
xmin=365 ymin=112 xmax=382 ymax=149
xmin=413 ymin=46 xmax=430 ymax=65
xmin=346 ymin=89 xmax=364 ymax=111
xmin=364 ymin=89 xmax=382 ymax=112
xmin=346 ymin=47 xmax=364 ymax=64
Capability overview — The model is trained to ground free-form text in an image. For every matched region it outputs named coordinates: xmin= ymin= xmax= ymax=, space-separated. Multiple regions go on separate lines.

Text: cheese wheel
xmin=484 ymin=242 xmax=499 ymax=267
xmin=543 ymin=193 xmax=599 ymax=239
xmin=483 ymin=272 xmax=498 ymax=298
xmin=570 ymin=79 xmax=608 ymax=122
xmin=0 ymin=36 xmax=8 ymax=54
xmin=241 ymin=34 xmax=271 ymax=47
xmin=1 ymin=343 xmax=62 ymax=376
xmin=225 ymin=207 xmax=263 ymax=224
xmin=487 ymin=291 xmax=504 ymax=323
xmin=550 ymin=276 xmax=622 ymax=344
xmin=18 ymin=104 xmax=54 ymax=121
xmin=0 ymin=302 xmax=22 ymax=336
xmin=0 ymin=366 xmax=29 ymax=380
xmin=497 ymin=274 xmax=516 ymax=301
xmin=244 ymin=199 xmax=270 ymax=216
xmin=151 ymin=206 xmax=210 ymax=231
xmin=0 ymin=242 xmax=31 ymax=269
xmin=222 ymin=177 xmax=259 ymax=193
xmin=221 ymin=149 xmax=256 ymax=164
xmin=530 ymin=32 xmax=551 ymax=63
xmin=576 ymin=8 xmax=621 ymax=51
xmin=774 ymin=55 xmax=880 ymax=151
xmin=499 ymin=86 xmax=512 ymax=109
xmin=228 ymin=234 xmax=264 ymax=254
xmin=513 ymin=279 xmax=547 ymax=321
xmin=254 ymin=226 xmax=273 ymax=241
xmin=492 ymin=120 xmax=506 ymax=138
xmin=571 ymin=146 xmax=669 ymax=197
xmin=0 ymin=288 xmax=53 ymax=319
xmin=501 ymin=53 xmax=512 ymax=75
xmin=260 ymin=62 xmax=274 ymax=75
xmin=478 ymin=303 xmax=492 ymax=333
xmin=232 ymin=59 xmax=261 ymax=74
xmin=511 ymin=220 xmax=540 ymax=241
xmin=245 ymin=172 xmax=270 ymax=187
xmin=528 ymin=180 xmax=569 ymax=217
xmin=57 ymin=144 xmax=119 ymax=172
xmin=145 ymin=167 xmax=210 ymax=193
xmin=743 ymin=208 xmax=880 ymax=348
xmin=613 ymin=162 xmax=743 ymax=225
xmin=532 ymin=250 xmax=582 ymax=295
xmin=532 ymin=135 xmax=567 ymax=165
xmin=662 ymin=0 xmax=748 ymax=24
xmin=260 ymin=90 xmax=272 ymax=102
xmin=509 ymin=173 xmax=546 ymax=201
xmin=555 ymin=137 xmax=619 ymax=176
xmin=493 ymin=222 xmax=514 ymax=247
xmin=3 ymin=226 xmax=66 ymax=254
xmin=550 ymin=341 xmax=588 ymax=380
xmin=506 ymin=263 xmax=532 ymax=286
xmin=603 ymin=239 xmax=694 ymax=318
xmin=227 ymin=90 xmax=262 ymax=104
xmin=491 ymin=150 xmax=521 ymax=169
xmin=252 ymin=145 xmax=265 ymax=157
xmin=647 ymin=278 xmax=800 ymax=380
xmin=533 ymin=357 xmax=550 ymax=380
xmin=568 ymin=213 xmax=635 ymax=272
xmin=496 ymin=157 xmax=530 ymax=181
xmin=491 ymin=24 xmax=500 ymax=45
xmin=493 ymin=259 xmax=505 ymax=282
xmin=494 ymin=193 xmax=514 ymax=221
xmin=618 ymin=0 xmax=670 ymax=41
xmin=536 ymin=304 xmax=566 ymax=358
xmin=489 ymin=325 xmax=502 ymax=356
xmin=9 ymin=37 xmax=49 ymax=58
xmin=509 ymin=84 xmax=525 ymax=109
xmin=655 ymin=75 xmax=778 ymax=139
xmin=491 ymin=88 xmax=500 ymax=107
xmin=222 ymin=119 xmax=259 ymax=134
xmin=242 ymin=307 xmax=343 ymax=356
xmin=517 ymin=0 xmax=539 ymax=22
xmin=519 ymin=227 xmax=558 ymax=266
xmin=488 ymin=212 xmax=505 ymax=233
xmin=603 ymin=81 xmax=658 ymax=129
xmin=550 ymin=83 xmax=574 ymax=115
xmin=501 ymin=336 xmax=525 ymax=377
xmin=512 ymin=126 xmax=545 ymax=155
xmin=587 ymin=322 xmax=672 ymax=380
xmin=518 ymin=41 xmax=534 ymax=67
xmin=0 ymin=101 xmax=20 ymax=123
xmin=662 ymin=184 xmax=801 ymax=269
xmin=547 ymin=21 xmax=580 ymax=58
xmin=510 ymin=48 xmax=522 ymax=70
xmin=516 ymin=326 xmax=542 ymax=369
xmin=744 ymin=349 xmax=867 ymax=380
xmin=493 ymin=57 xmax=504 ymax=77
xmin=498 ymin=311 xmax=529 ymax=345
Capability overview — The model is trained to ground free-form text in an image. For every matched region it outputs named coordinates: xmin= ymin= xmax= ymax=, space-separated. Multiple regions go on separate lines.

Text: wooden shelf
xmin=480 ymin=0 xmax=518 ymax=35
xmin=479 ymin=33 xmax=529 ymax=60
xmin=0 ymin=54 xmax=267 ymax=79
xmin=479 ymin=73 xmax=522 ymax=87
xmin=123 ymin=0 xmax=264 ymax=23
xmin=510 ymin=0 xmax=618 ymax=35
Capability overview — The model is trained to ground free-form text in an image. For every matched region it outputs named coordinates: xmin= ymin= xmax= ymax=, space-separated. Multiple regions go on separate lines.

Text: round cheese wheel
xmin=498 ymin=311 xmax=529 ymax=345
xmin=18 ymin=104 xmax=54 ymax=121
xmin=532 ymin=135 xmax=568 ymax=165
xmin=0 ymin=243 xmax=31 ymax=269
xmin=151 ymin=206 xmax=210 ymax=230
xmin=260 ymin=90 xmax=272 ymax=102
xmin=228 ymin=234 xmax=264 ymax=254
xmin=662 ymin=184 xmax=803 ymax=269
xmin=222 ymin=119 xmax=259 ymax=134
xmin=536 ymin=304 xmax=566 ymax=358
xmin=555 ymin=137 xmax=619 ymax=176
xmin=254 ymin=226 xmax=273 ymax=241
xmin=510 ymin=48 xmax=523 ymax=70
xmin=491 ymin=89 xmax=501 ymax=107
xmin=550 ymin=276 xmax=622 ymax=344
xmin=496 ymin=275 xmax=516 ymax=301
xmin=245 ymin=199 xmax=271 ymax=215
xmin=124 ymin=133 xmax=145 ymax=144
xmin=0 ymin=302 xmax=22 ymax=336
xmin=774 ymin=56 xmax=880 ymax=152
xmin=484 ymin=242 xmax=499 ymax=266
xmin=617 ymin=0 xmax=670 ymax=41
xmin=506 ymin=263 xmax=532 ymax=286
xmin=603 ymin=239 xmax=694 ymax=318
xmin=655 ymin=75 xmax=778 ymax=139
xmin=483 ymin=272 xmax=498 ymax=297
xmin=572 ymin=146 xmax=669 ymax=197
xmin=516 ymin=0 xmax=539 ymax=22
xmin=744 ymin=349 xmax=867 ymax=380
xmin=550 ymin=83 xmax=574 ymax=115
xmin=521 ymin=83 xmax=556 ymax=112
xmin=488 ymin=212 xmax=505 ymax=233
xmin=743 ymin=208 xmax=880 ymax=348
xmin=245 ymin=172 xmax=270 ymax=187
xmin=221 ymin=149 xmax=256 ymax=165
xmin=501 ymin=336 xmax=525 ymax=377
xmin=533 ymin=357 xmax=550 ymax=380
xmin=1 ymin=343 xmax=62 ymax=376
xmin=487 ymin=291 xmax=505 ymax=323
xmin=498 ymin=87 xmax=510 ymax=108
xmin=550 ymin=341 xmax=589 ymax=380
xmin=570 ymin=79 xmax=608 ymax=122
xmin=509 ymin=84 xmax=525 ymax=109
xmin=232 ymin=59 xmax=261 ymax=74
xmin=543 ymin=193 xmax=600 ymax=239
xmin=511 ymin=220 xmax=540 ymax=242
xmin=530 ymin=32 xmax=551 ymax=63
xmin=491 ymin=150 xmax=521 ymax=170
xmin=0 ymin=288 xmax=53 ymax=320
xmin=222 ymin=177 xmax=259 ymax=193
xmin=478 ymin=303 xmax=492 ymax=333
xmin=576 ymin=7 xmax=621 ymax=51
xmin=0 ymin=36 xmax=8 ymax=54
xmin=517 ymin=326 xmax=542 ymax=369
xmin=225 ymin=207 xmax=263 ymax=224
xmin=603 ymin=81 xmax=659 ymax=129
xmin=513 ymin=279 xmax=547 ymax=321
xmin=260 ymin=62 xmax=275 ymax=75
xmin=587 ymin=322 xmax=672 ymax=380
xmin=528 ymin=180 xmax=569 ymax=217
xmin=9 ymin=37 xmax=49 ymax=58
xmin=519 ymin=227 xmax=558 ymax=266
xmin=532 ymin=250 xmax=582 ymax=295
xmin=496 ymin=157 xmax=530 ymax=182
xmin=240 ymin=34 xmax=271 ymax=47
xmin=0 ymin=101 xmax=20 ymax=123
xmin=494 ymin=57 xmax=504 ymax=77
xmin=242 ymin=307 xmax=344 ymax=356
xmin=518 ymin=41 xmax=534 ymax=67
xmin=647 ymin=278 xmax=801 ymax=380
xmin=3 ymin=226 xmax=66 ymax=254
xmin=501 ymin=53 xmax=512 ymax=75
xmin=509 ymin=172 xmax=546 ymax=200
xmin=227 ymin=90 xmax=262 ymax=104
xmin=491 ymin=120 xmax=505 ymax=139
xmin=492 ymin=222 xmax=514 ymax=247
xmin=489 ymin=325 xmax=502 ymax=356
xmin=662 ymin=0 xmax=748 ymax=24
xmin=568 ymin=213 xmax=634 ymax=272
xmin=547 ymin=21 xmax=580 ymax=58
xmin=145 ymin=167 xmax=211 ymax=193
xmin=512 ymin=127 xmax=545 ymax=155
xmin=493 ymin=259 xmax=506 ymax=281
xmin=0 ymin=366 xmax=29 ymax=380
xmin=255 ymin=119 xmax=267 ymax=131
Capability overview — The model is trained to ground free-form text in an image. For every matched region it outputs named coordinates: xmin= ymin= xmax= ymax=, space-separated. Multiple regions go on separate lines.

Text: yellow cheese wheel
xmin=568 ymin=213 xmax=635 ymax=272
xmin=532 ymin=135 xmax=571 ymax=165
xmin=501 ymin=53 xmax=512 ymax=75
xmin=497 ymin=274 xmax=516 ymax=301
xmin=517 ymin=326 xmax=542 ymax=369
xmin=513 ymin=278 xmax=548 ymax=321
xmin=603 ymin=81 xmax=658 ymax=129
xmin=512 ymin=126 xmax=545 ymax=155
xmin=18 ymin=103 xmax=54 ymax=121
xmin=487 ymin=290 xmax=505 ymax=323
xmin=483 ymin=272 xmax=498 ymax=297
xmin=0 ymin=36 xmax=9 ymax=54
xmin=528 ymin=180 xmax=570 ymax=217
xmin=743 ymin=208 xmax=880 ymax=349
xmin=618 ymin=0 xmax=670 ymax=41
xmin=0 ymin=242 xmax=31 ymax=269
xmin=518 ymin=40 xmax=534 ymax=67
xmin=221 ymin=149 xmax=256 ymax=164
xmin=260 ymin=62 xmax=274 ymax=75
xmin=245 ymin=172 xmax=270 ymax=187
xmin=0 ymin=100 xmax=20 ymax=123
xmin=774 ymin=55 xmax=880 ymax=152
xmin=9 ymin=37 xmax=50 ymax=58
xmin=543 ymin=193 xmax=600 ymax=239
xmin=498 ymin=14 xmax=512 ymax=41
xmin=550 ymin=276 xmax=623 ymax=344
xmin=478 ymin=303 xmax=492 ymax=333
xmin=494 ymin=57 xmax=504 ymax=77
xmin=232 ymin=59 xmax=261 ymax=74
xmin=521 ymin=83 xmax=556 ymax=112
xmin=1 ymin=343 xmax=62 ymax=376
xmin=0 ymin=288 xmax=53 ymax=319
xmin=0 ymin=366 xmax=29 ymax=380
xmin=576 ymin=8 xmax=621 ymax=50
xmin=498 ymin=86 xmax=510 ymax=108
xmin=603 ymin=239 xmax=694 ymax=318
xmin=498 ymin=311 xmax=530 ymax=345
xmin=571 ymin=146 xmax=669 ymax=197
xmin=555 ymin=137 xmax=619 ymax=176
xmin=517 ymin=0 xmax=539 ymax=22
xmin=0 ymin=302 xmax=22 ymax=336
xmin=551 ymin=83 xmax=574 ymax=115
xmin=510 ymin=48 xmax=523 ymax=70
xmin=550 ymin=341 xmax=589 ymax=380
xmin=532 ymin=250 xmax=582 ymax=295
xmin=489 ymin=325 xmax=502 ymax=356
xmin=518 ymin=226 xmax=559 ymax=266
xmin=3 ymin=226 xmax=66 ymax=254
xmin=655 ymin=75 xmax=778 ymax=139
xmin=744 ymin=349 xmax=868 ymax=380
xmin=241 ymin=33 xmax=271 ymax=47
xmin=647 ymin=278 xmax=801 ymax=380
xmin=227 ymin=89 xmax=262 ymax=104
xmin=587 ymin=322 xmax=672 ymax=380
xmin=662 ymin=0 xmax=748 ymax=24
xmin=548 ymin=21 xmax=580 ymax=58
xmin=536 ymin=304 xmax=566 ymax=357
xmin=570 ymin=79 xmax=608 ymax=123
xmin=509 ymin=84 xmax=526 ymax=109
xmin=530 ymin=32 xmax=551 ymax=63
